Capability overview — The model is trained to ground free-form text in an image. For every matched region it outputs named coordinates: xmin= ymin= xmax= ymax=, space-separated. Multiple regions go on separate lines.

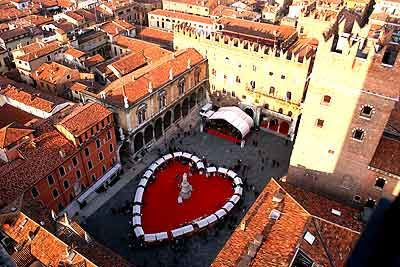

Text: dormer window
xmin=352 ymin=129 xmax=365 ymax=141
xmin=322 ymin=95 xmax=331 ymax=104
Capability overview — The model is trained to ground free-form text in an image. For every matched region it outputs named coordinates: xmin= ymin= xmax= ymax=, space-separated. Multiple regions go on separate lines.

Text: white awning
xmin=209 ymin=106 xmax=253 ymax=137
xmin=77 ymin=163 xmax=121 ymax=203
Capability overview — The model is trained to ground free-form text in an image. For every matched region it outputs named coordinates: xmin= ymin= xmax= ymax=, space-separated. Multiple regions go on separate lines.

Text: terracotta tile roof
xmin=57 ymin=102 xmax=112 ymax=136
xmin=1 ymin=213 xmax=97 ymax=267
xmin=17 ymin=41 xmax=62 ymax=62
xmin=164 ymin=0 xmax=218 ymax=9
xmin=100 ymin=19 xmax=135 ymax=37
xmin=288 ymin=37 xmax=318 ymax=59
xmin=279 ymin=181 xmax=363 ymax=232
xmin=136 ymin=26 xmax=173 ymax=47
xmin=109 ymin=52 xmax=148 ymax=76
xmin=114 ymin=35 xmax=172 ymax=61
xmin=65 ymin=47 xmax=87 ymax=59
xmin=56 ymin=222 xmax=131 ymax=267
xmin=65 ymin=9 xmax=96 ymax=22
xmin=218 ymin=17 xmax=297 ymax=41
xmin=57 ymin=0 xmax=73 ymax=8
xmin=0 ymin=122 xmax=34 ymax=149
xmin=102 ymin=48 xmax=203 ymax=106
xmin=0 ymin=84 xmax=68 ymax=113
xmin=0 ymin=27 xmax=28 ymax=41
xmin=33 ymin=0 xmax=58 ymax=8
xmin=212 ymin=179 xmax=361 ymax=267
xmin=85 ymin=54 xmax=105 ymax=68
xmin=149 ymin=9 xmax=214 ymax=24
xmin=210 ymin=5 xmax=259 ymax=19
xmin=32 ymin=62 xmax=79 ymax=84
xmin=17 ymin=14 xmax=53 ymax=27
xmin=370 ymin=136 xmax=400 ymax=176
xmin=0 ymin=108 xmax=77 ymax=208
xmin=0 ymin=104 xmax=38 ymax=128
xmin=70 ymin=82 xmax=88 ymax=92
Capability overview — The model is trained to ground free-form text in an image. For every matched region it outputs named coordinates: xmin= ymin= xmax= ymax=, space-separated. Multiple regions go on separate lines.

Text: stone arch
xmin=182 ymin=98 xmax=189 ymax=117
xmin=144 ymin=124 xmax=154 ymax=144
xmin=279 ymin=121 xmax=290 ymax=135
xmin=173 ymin=104 xmax=181 ymax=122
xmin=244 ymin=108 xmax=254 ymax=119
xmin=164 ymin=110 xmax=172 ymax=129
xmin=189 ymin=91 xmax=196 ymax=109
xmin=269 ymin=119 xmax=279 ymax=132
xmin=134 ymin=132 xmax=144 ymax=152
xmin=154 ymin=117 xmax=163 ymax=140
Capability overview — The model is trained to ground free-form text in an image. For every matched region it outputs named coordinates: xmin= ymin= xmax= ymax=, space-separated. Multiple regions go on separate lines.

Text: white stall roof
xmin=182 ymin=152 xmax=192 ymax=159
xmin=138 ymin=178 xmax=148 ymax=188
xmin=207 ymin=167 xmax=217 ymax=173
xmin=234 ymin=177 xmax=243 ymax=186
xmin=155 ymin=158 xmax=165 ymax=165
xmin=218 ymin=167 xmax=228 ymax=174
xmin=163 ymin=154 xmax=173 ymax=161
xmin=223 ymin=202 xmax=234 ymax=212
xmin=206 ymin=214 xmax=218 ymax=224
xmin=134 ymin=187 xmax=144 ymax=203
xmin=148 ymin=163 xmax=158 ymax=172
xmin=191 ymin=155 xmax=200 ymax=163
xmin=209 ymin=106 xmax=253 ymax=137
xmin=234 ymin=187 xmax=243 ymax=196
xmin=195 ymin=218 xmax=209 ymax=228
xmin=227 ymin=170 xmax=237 ymax=178
xmin=197 ymin=162 xmax=205 ymax=169
xmin=143 ymin=170 xmax=153 ymax=179
xmin=134 ymin=226 xmax=144 ymax=237
xmin=156 ymin=232 xmax=169 ymax=241
xmin=132 ymin=204 xmax=141 ymax=214
xmin=215 ymin=209 xmax=227 ymax=219
xmin=230 ymin=195 xmax=240 ymax=204
xmin=173 ymin=152 xmax=183 ymax=157
xmin=144 ymin=234 xmax=156 ymax=242
xmin=133 ymin=215 xmax=141 ymax=226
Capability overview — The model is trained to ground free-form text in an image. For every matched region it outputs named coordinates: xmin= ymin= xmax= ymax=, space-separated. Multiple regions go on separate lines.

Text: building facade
xmin=174 ymin=19 xmax=317 ymax=140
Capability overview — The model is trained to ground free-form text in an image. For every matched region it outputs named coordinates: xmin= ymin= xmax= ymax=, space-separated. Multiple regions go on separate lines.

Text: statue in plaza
xmin=178 ymin=173 xmax=192 ymax=204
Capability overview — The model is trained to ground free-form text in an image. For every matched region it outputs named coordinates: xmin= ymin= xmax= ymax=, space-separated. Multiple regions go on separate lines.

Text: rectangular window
xmin=72 ymin=156 xmax=78 ymax=166
xmin=48 ymin=175 xmax=54 ymax=185
xmin=99 ymin=152 xmax=104 ymax=161
xmin=76 ymin=169 xmax=81 ymax=179
xmin=109 ymin=144 xmax=114 ymax=152
xmin=316 ymin=119 xmax=324 ymax=128
xmin=96 ymin=139 xmax=101 ymax=148
xmin=84 ymin=147 xmax=90 ymax=156
xmin=107 ymin=130 xmax=112 ymax=140
xmin=88 ymin=160 xmax=93 ymax=170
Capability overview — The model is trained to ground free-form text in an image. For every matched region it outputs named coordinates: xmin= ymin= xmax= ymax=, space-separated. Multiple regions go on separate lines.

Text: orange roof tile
xmin=17 ymin=41 xmax=62 ymax=62
xmin=100 ymin=19 xmax=135 ymax=37
xmin=0 ymin=123 xmax=34 ymax=149
xmin=65 ymin=47 xmax=87 ymax=58
xmin=32 ymin=62 xmax=79 ymax=84
xmin=85 ymin=54 xmax=105 ymax=67
xmin=212 ymin=179 xmax=361 ymax=267
xmin=218 ymin=17 xmax=297 ymax=40
xmin=0 ymin=104 xmax=38 ymax=128
xmin=370 ymin=136 xmax=400 ymax=176
xmin=114 ymin=35 xmax=172 ymax=61
xmin=109 ymin=52 xmax=148 ymax=76
xmin=136 ymin=26 xmax=173 ymax=47
xmin=102 ymin=48 xmax=204 ymax=106
xmin=0 ymin=84 xmax=68 ymax=113
xmin=57 ymin=102 xmax=112 ymax=136
xmin=149 ymin=9 xmax=214 ymax=24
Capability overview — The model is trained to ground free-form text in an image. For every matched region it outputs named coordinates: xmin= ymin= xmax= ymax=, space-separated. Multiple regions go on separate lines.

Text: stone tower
xmin=288 ymin=19 xmax=400 ymax=205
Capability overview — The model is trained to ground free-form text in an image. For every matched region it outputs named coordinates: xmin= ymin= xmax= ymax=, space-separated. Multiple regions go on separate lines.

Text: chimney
xmin=63 ymin=212 xmax=69 ymax=226
xmin=84 ymin=231 xmax=91 ymax=243
xmin=169 ymin=68 xmax=173 ymax=80
xmin=124 ymin=95 xmax=129 ymax=109
xmin=59 ymin=150 xmax=66 ymax=158
xmin=148 ymin=81 xmax=152 ymax=93
xmin=51 ymin=210 xmax=57 ymax=220
xmin=187 ymin=59 xmax=191 ymax=69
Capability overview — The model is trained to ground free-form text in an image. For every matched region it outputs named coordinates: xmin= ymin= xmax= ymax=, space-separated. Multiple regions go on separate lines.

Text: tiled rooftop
xmin=0 ymin=122 xmax=34 ymax=149
xmin=65 ymin=47 xmax=87 ymax=59
xmin=109 ymin=52 xmax=148 ymax=76
xmin=100 ymin=19 xmax=135 ymax=37
xmin=114 ymin=35 xmax=172 ymax=61
xmin=149 ymin=9 xmax=214 ymax=24
xmin=32 ymin=62 xmax=79 ymax=84
xmin=212 ymin=179 xmax=361 ymax=267
xmin=101 ymin=48 xmax=203 ymax=106
xmin=217 ymin=17 xmax=297 ymax=40
xmin=0 ymin=84 xmax=68 ymax=113
xmin=0 ymin=104 xmax=38 ymax=128
xmin=57 ymin=102 xmax=112 ymax=137
xmin=136 ymin=26 xmax=174 ymax=48
xmin=1 ymin=212 xmax=131 ymax=267
xmin=370 ymin=136 xmax=400 ymax=176
xmin=17 ymin=41 xmax=61 ymax=62
xmin=85 ymin=54 xmax=105 ymax=68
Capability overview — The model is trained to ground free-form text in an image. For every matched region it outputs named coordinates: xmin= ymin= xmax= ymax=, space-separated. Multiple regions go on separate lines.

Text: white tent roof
xmin=209 ymin=106 xmax=253 ymax=137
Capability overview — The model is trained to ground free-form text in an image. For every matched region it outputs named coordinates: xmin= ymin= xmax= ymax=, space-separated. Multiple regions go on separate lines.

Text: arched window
xmin=288 ymin=111 xmax=292 ymax=117
xmin=286 ymin=91 xmax=292 ymax=101
xmin=278 ymin=108 xmax=283 ymax=114
xmin=236 ymin=76 xmax=241 ymax=83
xmin=250 ymin=81 xmax=256 ymax=89
xmin=269 ymin=87 xmax=275 ymax=95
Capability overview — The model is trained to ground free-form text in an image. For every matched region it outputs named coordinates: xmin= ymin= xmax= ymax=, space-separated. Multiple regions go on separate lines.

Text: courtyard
xmin=84 ymin=117 xmax=293 ymax=267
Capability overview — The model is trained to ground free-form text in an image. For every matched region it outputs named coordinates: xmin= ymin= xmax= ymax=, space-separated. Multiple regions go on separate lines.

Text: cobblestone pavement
xmin=84 ymin=110 xmax=293 ymax=267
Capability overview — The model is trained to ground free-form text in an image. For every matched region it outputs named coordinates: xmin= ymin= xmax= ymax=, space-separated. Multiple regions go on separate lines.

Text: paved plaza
xmin=84 ymin=113 xmax=293 ymax=267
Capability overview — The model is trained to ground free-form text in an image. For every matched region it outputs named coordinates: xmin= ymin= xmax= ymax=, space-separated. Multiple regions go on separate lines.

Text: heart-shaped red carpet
xmin=141 ymin=160 xmax=234 ymax=233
